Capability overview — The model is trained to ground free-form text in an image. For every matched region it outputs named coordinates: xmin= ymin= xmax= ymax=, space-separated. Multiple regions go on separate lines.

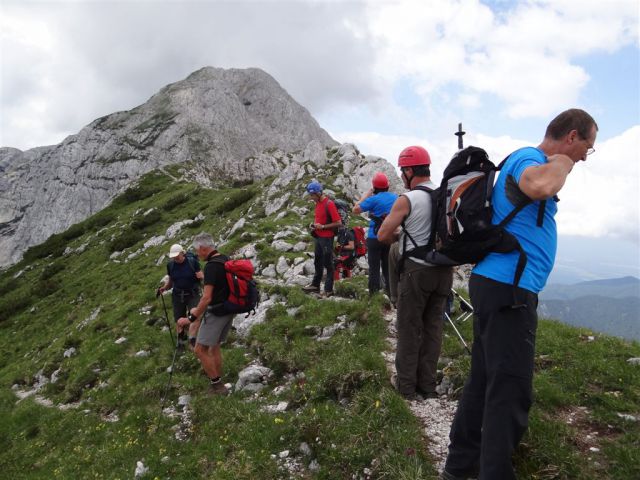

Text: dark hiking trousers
xmin=444 ymin=274 xmax=538 ymax=480
xmin=367 ymin=237 xmax=390 ymax=295
xmin=395 ymin=259 xmax=453 ymax=396
xmin=172 ymin=288 xmax=201 ymax=322
xmin=312 ymin=237 xmax=335 ymax=293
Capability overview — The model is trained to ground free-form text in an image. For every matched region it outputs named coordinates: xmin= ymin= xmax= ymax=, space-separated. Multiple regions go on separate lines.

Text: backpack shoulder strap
xmin=186 ymin=254 xmax=198 ymax=273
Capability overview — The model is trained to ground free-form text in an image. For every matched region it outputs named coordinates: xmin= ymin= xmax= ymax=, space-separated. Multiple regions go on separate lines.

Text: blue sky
xmin=1 ymin=0 xmax=638 ymax=283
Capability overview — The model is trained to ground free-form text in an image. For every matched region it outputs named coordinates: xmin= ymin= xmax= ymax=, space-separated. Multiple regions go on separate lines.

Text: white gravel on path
xmin=382 ymin=307 xmax=457 ymax=474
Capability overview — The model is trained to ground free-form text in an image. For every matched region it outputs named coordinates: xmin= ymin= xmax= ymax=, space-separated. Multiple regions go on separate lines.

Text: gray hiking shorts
xmin=196 ymin=310 xmax=234 ymax=346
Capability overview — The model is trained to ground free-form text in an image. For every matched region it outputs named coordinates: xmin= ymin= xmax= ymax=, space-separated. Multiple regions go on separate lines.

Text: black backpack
xmin=403 ymin=146 xmax=553 ymax=287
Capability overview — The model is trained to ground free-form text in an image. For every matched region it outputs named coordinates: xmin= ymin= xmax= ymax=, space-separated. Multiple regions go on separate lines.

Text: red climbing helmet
xmin=397 ymin=146 xmax=431 ymax=167
xmin=372 ymin=172 xmax=389 ymax=189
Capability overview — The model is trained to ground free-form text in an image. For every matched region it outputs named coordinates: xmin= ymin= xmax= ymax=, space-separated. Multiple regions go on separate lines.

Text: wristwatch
xmin=188 ymin=313 xmax=197 ymax=323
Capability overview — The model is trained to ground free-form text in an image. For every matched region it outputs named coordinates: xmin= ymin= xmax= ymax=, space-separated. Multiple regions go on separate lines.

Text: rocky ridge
xmin=0 ymin=67 xmax=343 ymax=266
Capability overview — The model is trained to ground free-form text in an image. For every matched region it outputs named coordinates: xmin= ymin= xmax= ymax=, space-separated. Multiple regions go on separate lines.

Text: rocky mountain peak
xmin=0 ymin=67 xmax=361 ymax=266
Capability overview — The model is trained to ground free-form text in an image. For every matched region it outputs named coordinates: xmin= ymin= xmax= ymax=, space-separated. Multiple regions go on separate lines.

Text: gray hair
xmin=192 ymin=232 xmax=215 ymax=250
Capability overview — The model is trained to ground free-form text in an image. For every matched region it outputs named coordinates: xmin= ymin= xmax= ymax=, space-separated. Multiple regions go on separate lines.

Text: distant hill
xmin=542 ymin=276 xmax=640 ymax=301
xmin=539 ymin=276 xmax=640 ymax=340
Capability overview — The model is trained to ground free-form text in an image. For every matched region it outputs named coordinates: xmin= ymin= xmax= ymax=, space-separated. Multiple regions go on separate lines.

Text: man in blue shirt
xmin=442 ymin=109 xmax=598 ymax=480
xmin=353 ymin=172 xmax=398 ymax=295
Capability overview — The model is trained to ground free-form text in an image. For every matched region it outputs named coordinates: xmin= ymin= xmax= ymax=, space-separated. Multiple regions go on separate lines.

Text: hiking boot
xmin=401 ymin=392 xmax=423 ymax=402
xmin=208 ymin=382 xmax=229 ymax=396
xmin=302 ymin=284 xmax=320 ymax=293
xmin=417 ymin=389 xmax=439 ymax=399
xmin=321 ymin=291 xmax=334 ymax=298
xmin=440 ymin=470 xmax=478 ymax=480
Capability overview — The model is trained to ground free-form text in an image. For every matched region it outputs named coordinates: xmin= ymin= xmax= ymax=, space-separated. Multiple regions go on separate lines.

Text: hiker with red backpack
xmin=158 ymin=243 xmax=204 ymax=350
xmin=353 ymin=172 xmax=398 ymax=296
xmin=177 ymin=233 xmax=237 ymax=396
xmin=442 ymin=109 xmax=599 ymax=480
xmin=333 ymin=226 xmax=355 ymax=280
xmin=302 ymin=181 xmax=342 ymax=298
xmin=378 ymin=147 xmax=453 ymax=401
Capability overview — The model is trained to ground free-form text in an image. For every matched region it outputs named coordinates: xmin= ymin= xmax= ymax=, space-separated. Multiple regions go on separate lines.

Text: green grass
xmin=0 ymin=167 xmax=638 ymax=479
xmin=441 ymin=294 xmax=640 ymax=479
xmin=0 ymin=169 xmax=436 ymax=479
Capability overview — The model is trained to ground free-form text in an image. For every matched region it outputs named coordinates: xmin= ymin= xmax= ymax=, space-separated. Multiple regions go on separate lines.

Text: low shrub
xmin=40 ymin=262 xmax=65 ymax=280
xmin=211 ymin=188 xmax=257 ymax=215
xmin=108 ymin=230 xmax=142 ymax=252
xmin=130 ymin=209 xmax=162 ymax=230
xmin=22 ymin=235 xmax=66 ymax=262
xmin=161 ymin=191 xmax=191 ymax=212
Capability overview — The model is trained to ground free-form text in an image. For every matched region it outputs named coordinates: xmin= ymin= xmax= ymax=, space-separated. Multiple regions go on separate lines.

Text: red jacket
xmin=314 ymin=197 xmax=341 ymax=238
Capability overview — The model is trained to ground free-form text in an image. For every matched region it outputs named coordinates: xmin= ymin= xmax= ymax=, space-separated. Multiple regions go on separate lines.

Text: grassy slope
xmin=0 ymin=164 xmax=638 ymax=479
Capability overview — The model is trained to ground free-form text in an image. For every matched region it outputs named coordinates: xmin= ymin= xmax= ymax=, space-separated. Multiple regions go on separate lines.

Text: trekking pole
xmin=455 ymin=123 xmax=466 ymax=149
xmin=160 ymin=337 xmax=180 ymax=408
xmin=156 ymin=289 xmax=176 ymax=346
xmin=445 ymin=312 xmax=471 ymax=355
xmin=451 ymin=288 xmax=474 ymax=322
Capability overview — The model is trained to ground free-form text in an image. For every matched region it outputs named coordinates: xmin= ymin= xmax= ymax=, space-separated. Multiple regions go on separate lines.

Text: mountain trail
xmin=382 ymin=306 xmax=458 ymax=474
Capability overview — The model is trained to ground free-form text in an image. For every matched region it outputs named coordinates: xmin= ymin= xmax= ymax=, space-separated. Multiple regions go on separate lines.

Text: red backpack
xmin=208 ymin=258 xmax=260 ymax=316
xmin=352 ymin=227 xmax=367 ymax=257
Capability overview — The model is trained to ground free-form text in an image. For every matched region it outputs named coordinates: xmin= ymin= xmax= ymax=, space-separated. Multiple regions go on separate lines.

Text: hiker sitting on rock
xmin=302 ymin=181 xmax=342 ymax=298
xmin=334 ymin=226 xmax=356 ymax=280
xmin=158 ymin=243 xmax=203 ymax=349
xmin=176 ymin=232 xmax=234 ymax=396
xmin=353 ymin=172 xmax=398 ymax=296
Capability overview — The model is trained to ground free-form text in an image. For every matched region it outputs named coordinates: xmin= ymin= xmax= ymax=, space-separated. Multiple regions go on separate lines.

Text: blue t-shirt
xmin=359 ymin=191 xmax=399 ymax=239
xmin=167 ymin=256 xmax=201 ymax=292
xmin=473 ymin=147 xmax=558 ymax=294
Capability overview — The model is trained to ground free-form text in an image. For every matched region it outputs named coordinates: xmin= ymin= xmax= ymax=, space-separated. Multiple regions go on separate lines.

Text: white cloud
xmin=558 ymin=126 xmax=640 ymax=242
xmin=0 ymin=1 xmax=378 ymax=149
xmin=364 ymin=0 xmax=638 ymax=119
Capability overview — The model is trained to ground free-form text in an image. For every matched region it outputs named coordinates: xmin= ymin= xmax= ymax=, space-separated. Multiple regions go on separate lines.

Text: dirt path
xmin=382 ymin=307 xmax=458 ymax=474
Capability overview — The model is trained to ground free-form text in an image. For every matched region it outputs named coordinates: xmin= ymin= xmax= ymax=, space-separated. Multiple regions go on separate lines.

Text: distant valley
xmin=539 ymin=276 xmax=640 ymax=341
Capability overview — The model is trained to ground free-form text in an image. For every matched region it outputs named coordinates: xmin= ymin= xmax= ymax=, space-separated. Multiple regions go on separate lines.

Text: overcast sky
xmin=1 ymin=0 xmax=639 ymax=280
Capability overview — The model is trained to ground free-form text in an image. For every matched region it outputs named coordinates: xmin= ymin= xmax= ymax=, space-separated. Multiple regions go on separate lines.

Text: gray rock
xmin=261 ymin=264 xmax=277 ymax=278
xmin=135 ymin=350 xmax=150 ymax=358
xmin=302 ymin=259 xmax=316 ymax=276
xmin=177 ymin=395 xmax=191 ymax=406
xmin=273 ymin=230 xmax=294 ymax=241
xmin=265 ymin=193 xmax=291 ymax=217
xmin=272 ymin=240 xmax=293 ymax=252
xmin=143 ymin=235 xmax=166 ymax=249
xmin=299 ymin=442 xmax=313 ymax=457
xmin=292 ymin=242 xmax=307 ymax=252
xmin=227 ymin=218 xmax=246 ymax=238
xmin=616 ymin=412 xmax=637 ymax=422
xmin=356 ymin=256 xmax=369 ymax=271
xmin=63 ymin=347 xmax=77 ymax=358
xmin=276 ymin=256 xmax=289 ymax=275
xmin=627 ymin=357 xmax=640 ymax=366
xmin=286 ymin=274 xmax=309 ymax=287
xmin=50 ymin=368 xmax=62 ymax=384
xmin=235 ymin=364 xmax=273 ymax=391
xmin=1 ymin=67 xmax=337 ymax=267
xmin=236 ymin=243 xmax=258 ymax=259
xmin=233 ymin=295 xmax=280 ymax=337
